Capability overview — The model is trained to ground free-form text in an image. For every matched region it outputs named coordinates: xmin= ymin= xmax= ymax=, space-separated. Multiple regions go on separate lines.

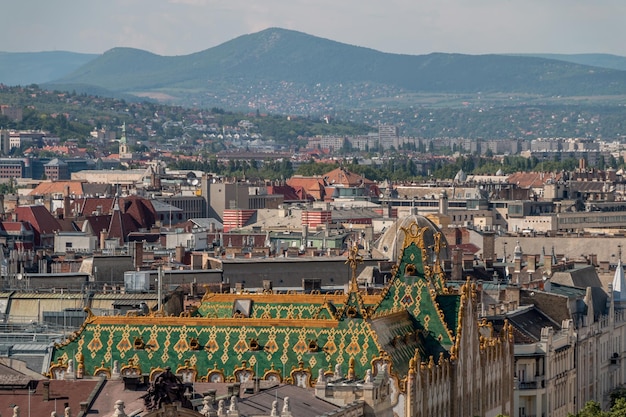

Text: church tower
xmin=119 ymin=122 xmax=129 ymax=156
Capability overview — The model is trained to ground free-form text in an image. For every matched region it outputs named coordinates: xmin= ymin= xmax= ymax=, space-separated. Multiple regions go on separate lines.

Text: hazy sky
xmin=2 ymin=0 xmax=625 ymax=56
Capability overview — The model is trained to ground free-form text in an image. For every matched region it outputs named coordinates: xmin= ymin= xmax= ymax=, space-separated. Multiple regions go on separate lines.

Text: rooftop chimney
xmin=175 ymin=245 xmax=185 ymax=264
xmin=64 ymin=195 xmax=71 ymax=219
xmin=133 ymin=241 xmax=143 ymax=269
xmin=482 ymin=231 xmax=495 ymax=263
xmin=527 ymin=255 xmax=536 ymax=273
xmin=451 ymin=248 xmax=462 ymax=281
xmin=42 ymin=380 xmax=50 ymax=401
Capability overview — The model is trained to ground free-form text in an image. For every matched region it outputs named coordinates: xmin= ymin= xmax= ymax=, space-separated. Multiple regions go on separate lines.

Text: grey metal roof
xmin=236 ymin=385 xmax=339 ymax=417
xmin=549 ymin=282 xmax=586 ymax=298
xmin=11 ymin=343 xmax=51 ymax=352
xmin=9 ymin=292 xmax=86 ymax=299
xmin=150 ymin=199 xmax=184 ymax=212
xmin=91 ymin=293 xmax=158 ymax=300
xmin=190 ymin=218 xmax=224 ymax=229
xmin=507 ymin=307 xmax=561 ymax=342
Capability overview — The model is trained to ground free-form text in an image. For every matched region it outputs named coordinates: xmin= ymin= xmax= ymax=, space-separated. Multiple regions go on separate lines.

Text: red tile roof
xmin=56 ymin=218 xmax=79 ymax=232
xmin=0 ymin=221 xmax=33 ymax=233
xmin=323 ymin=167 xmax=374 ymax=187
xmin=14 ymin=205 xmax=61 ymax=245
xmin=266 ymin=185 xmax=312 ymax=202
xmin=107 ymin=209 xmax=130 ymax=242
xmin=29 ymin=181 xmax=86 ymax=197
xmin=0 ymin=379 xmax=100 ymax=416
xmin=77 ymin=197 xmax=156 ymax=231
xmin=78 ymin=198 xmax=115 ymax=216
xmin=286 ymin=177 xmax=327 ymax=201
xmin=506 ymin=172 xmax=563 ymax=189
xmin=83 ymin=215 xmax=112 ymax=236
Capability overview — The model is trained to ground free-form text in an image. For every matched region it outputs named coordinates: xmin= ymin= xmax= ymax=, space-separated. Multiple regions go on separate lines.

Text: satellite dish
xmin=186 ymin=172 xmax=197 ymax=185
xmin=191 ymin=178 xmax=199 ymax=186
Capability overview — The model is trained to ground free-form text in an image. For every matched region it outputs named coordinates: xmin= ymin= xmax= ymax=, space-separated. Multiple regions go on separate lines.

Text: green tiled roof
xmin=436 ymin=294 xmax=461 ymax=337
xmin=374 ymin=241 xmax=457 ymax=350
xmin=51 ymin=217 xmax=461 ymax=382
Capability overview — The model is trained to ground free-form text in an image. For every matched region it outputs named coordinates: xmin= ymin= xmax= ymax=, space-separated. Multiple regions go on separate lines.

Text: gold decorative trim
xmin=262 ymin=363 xmax=282 ymax=383
xmin=120 ymin=358 xmax=142 ymax=377
xmin=176 ymin=359 xmax=198 ymax=383
xmin=233 ymin=360 xmax=255 ymax=383
xmin=201 ymin=363 xmax=226 ymax=383
xmin=371 ymin=350 xmax=392 ymax=378
xmin=48 ymin=358 xmax=68 ymax=379
xmin=93 ymin=360 xmax=111 ymax=379
xmin=85 ymin=315 xmax=340 ymax=328
xmin=399 ymin=224 xmax=428 ymax=255
xmin=289 ymin=360 xmax=312 ymax=388
xmin=149 ymin=366 xmax=167 ymax=382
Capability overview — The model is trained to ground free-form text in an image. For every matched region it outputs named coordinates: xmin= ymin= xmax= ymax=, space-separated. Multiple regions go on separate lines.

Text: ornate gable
xmin=374 ymin=218 xmax=458 ymax=354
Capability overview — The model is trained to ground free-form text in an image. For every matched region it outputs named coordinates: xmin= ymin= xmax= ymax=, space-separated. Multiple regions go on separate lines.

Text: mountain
xmin=512 ymin=53 xmax=626 ymax=72
xmin=0 ymin=51 xmax=98 ymax=86
xmin=8 ymin=28 xmax=626 ymax=112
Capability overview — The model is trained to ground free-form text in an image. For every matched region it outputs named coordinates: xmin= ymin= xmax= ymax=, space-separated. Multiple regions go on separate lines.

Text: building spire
xmin=613 ymin=258 xmax=626 ymax=309
xmin=345 ymin=243 xmax=363 ymax=293
xmin=119 ymin=122 xmax=128 ymax=155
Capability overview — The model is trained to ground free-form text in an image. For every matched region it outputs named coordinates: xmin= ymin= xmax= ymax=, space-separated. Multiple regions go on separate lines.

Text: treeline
xmin=169 ymin=158 xmax=294 ymax=180
xmin=170 ymin=153 xmax=622 ymax=183
xmin=429 ymin=154 xmax=625 ymax=180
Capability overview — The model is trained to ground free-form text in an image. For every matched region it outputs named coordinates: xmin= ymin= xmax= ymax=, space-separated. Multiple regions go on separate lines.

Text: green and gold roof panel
xmin=436 ymin=294 xmax=462 ymax=337
xmin=51 ymin=314 xmax=384 ymax=382
xmin=196 ymin=301 xmax=234 ymax=318
xmin=50 ymin=218 xmax=463 ymax=382
xmin=196 ymin=293 xmax=382 ymax=321
xmin=373 ymin=240 xmax=456 ymax=347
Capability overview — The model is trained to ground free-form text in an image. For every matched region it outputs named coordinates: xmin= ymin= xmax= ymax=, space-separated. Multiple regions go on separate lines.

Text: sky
xmin=2 ymin=0 xmax=626 ymax=57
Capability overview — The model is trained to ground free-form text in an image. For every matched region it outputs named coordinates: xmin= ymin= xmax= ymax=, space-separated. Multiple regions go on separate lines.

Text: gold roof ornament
xmin=408 ymin=357 xmax=417 ymax=373
xmin=345 ymin=243 xmax=363 ymax=293
xmin=347 ymin=357 xmax=356 ymax=380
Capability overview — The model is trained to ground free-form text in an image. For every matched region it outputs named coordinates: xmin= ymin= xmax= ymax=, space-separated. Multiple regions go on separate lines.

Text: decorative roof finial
xmin=345 ymin=243 xmax=363 ymax=292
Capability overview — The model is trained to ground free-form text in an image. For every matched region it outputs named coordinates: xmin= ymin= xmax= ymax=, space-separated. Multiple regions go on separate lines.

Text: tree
xmin=0 ymin=179 xmax=16 ymax=194
xmin=569 ymin=401 xmax=605 ymax=417
xmin=610 ymin=385 xmax=626 ymax=408
xmin=611 ymin=398 xmax=626 ymax=416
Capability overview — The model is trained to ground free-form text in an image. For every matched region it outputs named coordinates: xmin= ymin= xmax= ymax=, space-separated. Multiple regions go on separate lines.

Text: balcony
xmin=518 ymin=381 xmax=538 ymax=390
xmin=515 ymin=377 xmax=545 ymax=390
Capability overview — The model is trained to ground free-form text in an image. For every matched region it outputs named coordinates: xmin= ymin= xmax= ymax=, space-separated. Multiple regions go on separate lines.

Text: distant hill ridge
xmin=0 ymin=51 xmax=98 ymax=86
xmin=510 ymin=53 xmax=626 ymax=72
xmin=2 ymin=28 xmax=626 ymax=111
